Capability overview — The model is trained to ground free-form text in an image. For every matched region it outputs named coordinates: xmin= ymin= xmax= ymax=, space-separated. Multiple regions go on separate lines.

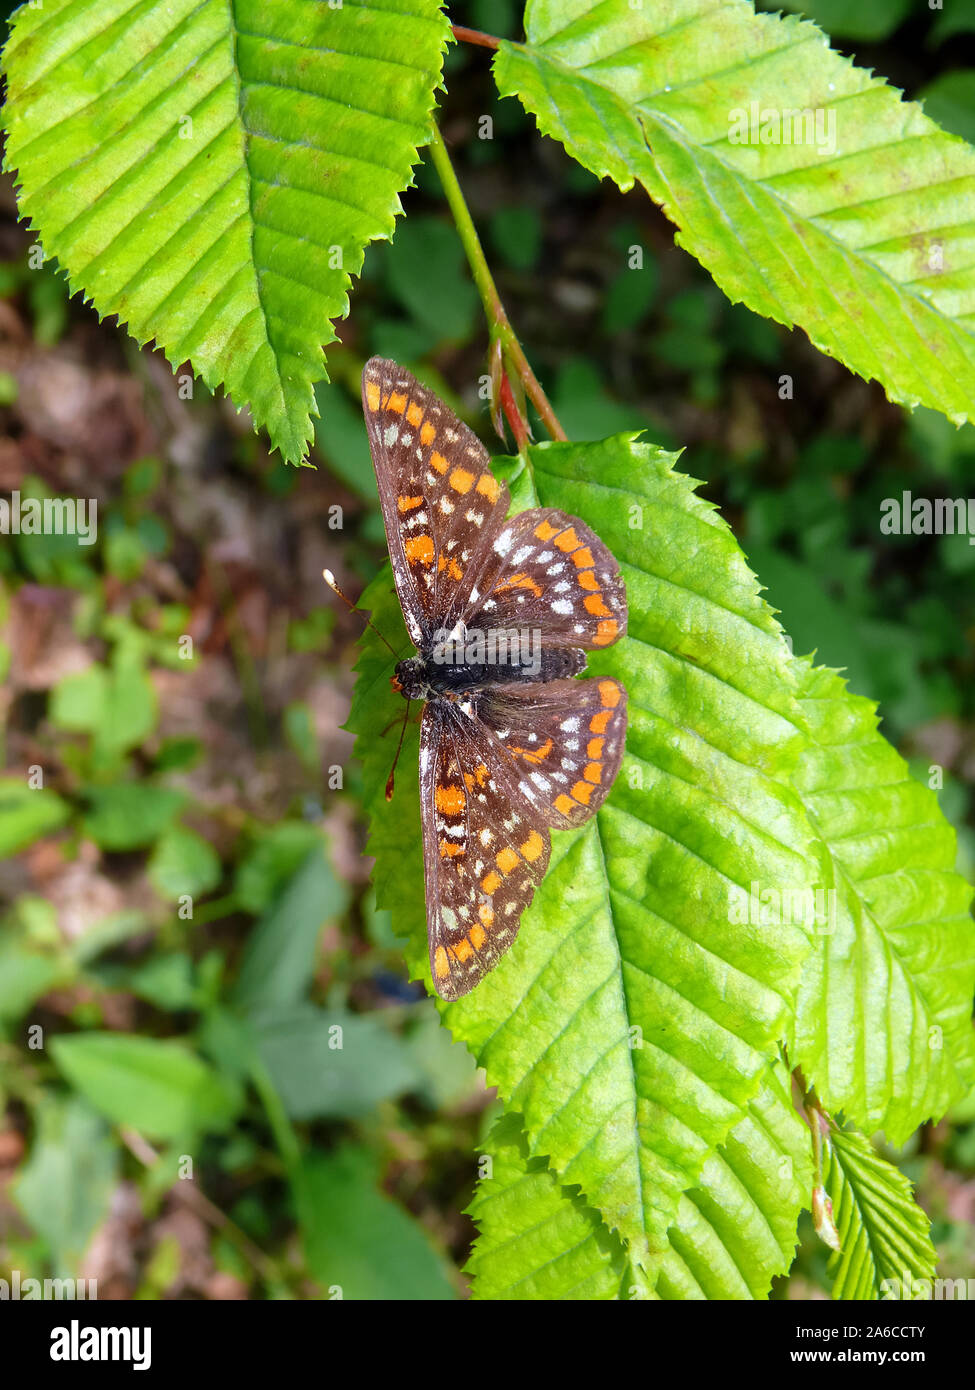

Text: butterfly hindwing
xmin=477 ymin=678 xmax=628 ymax=830
xmin=459 ymin=507 xmax=627 ymax=651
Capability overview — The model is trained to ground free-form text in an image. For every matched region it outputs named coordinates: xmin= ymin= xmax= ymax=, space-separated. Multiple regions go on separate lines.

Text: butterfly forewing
xmin=420 ymin=701 xmax=551 ymax=1001
xmin=363 ymin=358 xmax=511 ymax=645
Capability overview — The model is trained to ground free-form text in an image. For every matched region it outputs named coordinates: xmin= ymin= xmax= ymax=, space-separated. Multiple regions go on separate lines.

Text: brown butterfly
xmin=363 ymin=358 xmax=628 ymax=999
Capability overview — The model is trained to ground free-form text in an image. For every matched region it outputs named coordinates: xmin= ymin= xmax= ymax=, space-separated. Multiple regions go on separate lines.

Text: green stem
xmin=428 ymin=124 xmax=567 ymax=444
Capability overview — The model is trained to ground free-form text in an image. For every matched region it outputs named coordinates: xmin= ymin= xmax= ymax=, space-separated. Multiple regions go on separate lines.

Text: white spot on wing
xmin=493 ymin=531 xmax=514 ymax=556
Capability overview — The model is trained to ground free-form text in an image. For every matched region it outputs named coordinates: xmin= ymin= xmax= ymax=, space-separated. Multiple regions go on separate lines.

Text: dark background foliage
xmin=0 ymin=0 xmax=973 ymax=1298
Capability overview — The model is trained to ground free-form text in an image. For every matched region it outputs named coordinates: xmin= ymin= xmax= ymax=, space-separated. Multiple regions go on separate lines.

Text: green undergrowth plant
xmin=3 ymin=0 xmax=974 ymax=1299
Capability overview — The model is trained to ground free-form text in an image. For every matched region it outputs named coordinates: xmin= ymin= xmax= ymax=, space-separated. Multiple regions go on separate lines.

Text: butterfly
xmin=363 ymin=357 xmax=628 ymax=1000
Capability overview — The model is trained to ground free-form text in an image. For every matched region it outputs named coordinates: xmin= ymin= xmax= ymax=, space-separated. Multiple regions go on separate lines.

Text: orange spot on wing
xmin=584 ymin=762 xmax=602 ymax=784
xmin=577 ymin=570 xmax=600 ymax=591
xmin=476 ymin=474 xmax=500 ymax=502
xmin=407 ymin=402 xmax=424 ymax=428
xmin=482 ymin=870 xmax=502 ymax=895
xmin=510 ymin=736 xmax=553 ymax=765
xmin=388 ymin=391 xmax=407 ymax=415
xmin=555 ymin=527 xmax=581 ymax=552
xmin=449 ymin=467 xmax=475 ymax=493
xmin=398 ymin=495 xmax=423 ymax=512
xmin=534 ymin=519 xmax=559 ymax=541
xmin=405 ymin=535 xmax=434 ymax=566
xmin=554 ymin=793 xmax=575 ymax=817
xmin=572 ymin=547 xmax=595 ymax=568
xmin=474 ymin=912 xmax=491 ymax=938
xmin=430 ymin=451 xmax=449 ymax=474
xmin=421 ymin=421 xmax=437 ymax=446
xmin=587 ymin=737 xmax=605 ymax=758
xmin=520 ymin=830 xmax=544 ymax=862
xmin=584 ymin=593 xmax=612 ymax=617
xmin=440 ymin=840 xmax=464 ymax=857
xmin=599 ymin=680 xmax=622 ymax=708
xmin=365 ymin=381 xmax=381 ymax=412
xmin=496 ymin=846 xmax=519 ymax=874
xmin=590 ymin=710 xmax=611 ymax=734
xmin=497 ymin=572 xmax=543 ymax=598
xmin=438 ymin=554 xmax=463 ymax=581
xmin=571 ymin=780 xmax=595 ymax=805
xmin=454 ymin=938 xmax=474 ymax=963
xmin=594 ymin=619 xmax=619 ymax=646
xmin=435 ymin=784 xmax=466 ymax=815
xmin=434 ymin=946 xmax=450 ymax=980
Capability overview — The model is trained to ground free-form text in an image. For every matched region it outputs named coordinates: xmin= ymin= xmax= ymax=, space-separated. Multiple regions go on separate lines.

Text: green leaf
xmin=313 ymin=381 xmax=378 ymax=500
xmin=467 ymin=1061 xmax=812 ymax=1299
xmin=791 ymin=660 xmax=975 ymax=1144
xmin=350 ymin=432 xmax=817 ymax=1271
xmin=919 ymin=72 xmax=975 ymax=148
xmin=250 ymin=1003 xmax=422 ymax=1120
xmin=825 ymin=1129 xmax=937 ymax=1299
xmin=282 ymin=700 xmax=319 ymax=775
xmin=0 ymin=939 xmax=72 ymax=1020
xmin=768 ymin=0 xmax=912 ymax=41
xmin=50 ymin=1032 xmax=241 ymax=1140
xmin=13 ymin=1096 xmax=117 ymax=1269
xmin=81 ymin=783 xmax=185 ymax=851
xmin=929 ymin=0 xmax=975 ymax=45
xmin=127 ymin=953 xmax=199 ymax=1012
xmin=51 ymin=658 xmax=157 ymax=756
xmin=233 ymin=844 xmax=348 ymax=1012
xmin=233 ymin=820 xmax=327 ymax=913
xmin=488 ymin=205 xmax=543 ymax=272
xmin=404 ymin=1008 xmax=481 ymax=1111
xmin=494 ymin=0 xmax=975 ymax=424
xmin=655 ymin=1061 xmax=813 ymax=1299
xmin=550 ymin=359 xmax=647 ymax=439
xmin=467 ymin=1112 xmax=640 ymax=1300
xmin=148 ymin=821 xmax=222 ymax=900
xmin=2 ymin=0 xmax=451 ymax=463
xmin=0 ymin=776 xmax=70 ymax=856
xmin=49 ymin=667 xmax=107 ymax=733
xmin=296 ymin=1145 xmax=456 ymax=1300
xmin=384 ymin=214 xmax=479 ymax=341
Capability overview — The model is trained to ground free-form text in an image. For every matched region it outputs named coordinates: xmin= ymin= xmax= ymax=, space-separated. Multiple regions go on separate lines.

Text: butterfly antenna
xmin=322 ymin=569 xmax=398 ymax=657
xmin=385 ymin=698 xmax=411 ymax=801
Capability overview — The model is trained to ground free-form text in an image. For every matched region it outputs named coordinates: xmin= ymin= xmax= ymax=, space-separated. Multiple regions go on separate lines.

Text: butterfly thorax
xmin=394 ymin=647 xmax=586 ymax=702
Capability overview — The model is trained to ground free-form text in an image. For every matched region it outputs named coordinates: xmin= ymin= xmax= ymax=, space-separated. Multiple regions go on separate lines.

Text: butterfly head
xmin=393 ymin=656 xmax=430 ymax=702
